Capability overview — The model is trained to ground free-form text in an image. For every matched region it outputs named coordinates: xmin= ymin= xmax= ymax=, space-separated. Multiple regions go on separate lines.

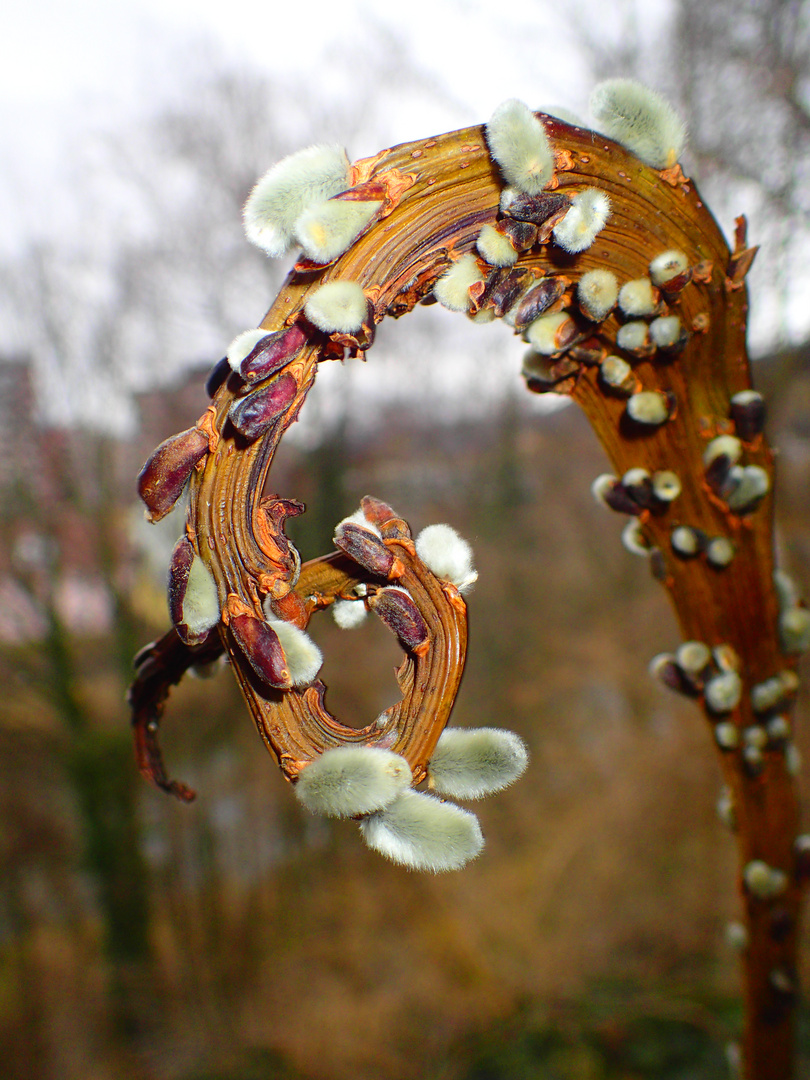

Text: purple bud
xmin=705 ymin=453 xmax=734 ymax=497
xmin=359 ymin=495 xmax=398 ymax=529
xmin=649 ymin=653 xmax=696 ymax=696
xmin=358 ymin=495 xmax=411 ymax=540
xmin=369 ymin=587 xmax=429 ymax=653
xmin=484 ymin=268 xmax=533 ymax=317
xmin=137 ymin=427 xmax=209 ymax=522
xmin=334 ymin=521 xmax=395 ymax=577
xmin=205 ymin=356 xmax=232 ymax=398
xmin=167 ymin=537 xmax=219 ymax=646
xmin=568 ymin=338 xmax=606 ymax=366
xmin=512 ymin=278 xmax=567 ymax=332
xmin=659 ymin=267 xmax=692 ymax=297
xmin=498 ymin=217 xmax=538 ymax=252
xmin=621 ymin=469 xmax=657 ymax=510
xmin=241 ymin=324 xmax=309 ymax=382
xmin=503 ymin=190 xmax=571 ymax=227
xmin=229 ymin=612 xmax=291 ymax=689
xmin=168 ymin=537 xmax=195 ymax=642
xmin=603 ymin=481 xmax=645 ymax=515
xmin=523 ymin=352 xmax=580 ymax=393
xmin=228 ymin=372 xmax=298 ymax=442
xmin=730 ymin=390 xmax=766 ymax=442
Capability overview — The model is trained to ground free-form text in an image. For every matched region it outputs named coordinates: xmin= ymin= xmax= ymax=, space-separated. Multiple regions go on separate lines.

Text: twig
xmin=130 ymin=97 xmax=806 ymax=1077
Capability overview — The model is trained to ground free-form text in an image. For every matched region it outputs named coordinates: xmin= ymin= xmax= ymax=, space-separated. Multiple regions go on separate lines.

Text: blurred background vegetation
xmin=2 ymin=1 xmax=810 ymax=1077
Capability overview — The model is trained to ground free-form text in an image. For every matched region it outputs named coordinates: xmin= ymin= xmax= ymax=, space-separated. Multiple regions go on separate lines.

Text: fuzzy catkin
xmin=428 ymin=728 xmax=528 ymax=799
xmin=244 ymin=144 xmax=350 ymax=257
xmin=295 ymin=199 xmax=381 ymax=263
xmin=360 ymin=790 xmax=484 ymax=872
xmin=552 ymin=189 xmax=610 ymax=253
xmin=182 ymin=555 xmax=220 ymax=637
xmin=295 ymin=746 xmax=411 ymax=818
xmin=485 ymin=99 xmax=554 ymax=194
xmin=590 ymin=79 xmax=686 ymax=169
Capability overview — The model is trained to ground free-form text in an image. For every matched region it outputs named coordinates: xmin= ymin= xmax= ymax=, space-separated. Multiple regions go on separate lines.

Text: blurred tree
xmin=569 ymin=0 xmax=810 ymax=354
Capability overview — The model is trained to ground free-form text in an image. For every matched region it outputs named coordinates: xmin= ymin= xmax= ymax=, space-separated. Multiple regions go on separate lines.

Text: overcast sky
xmin=0 ymin=0 xmax=630 ymax=433
xmin=6 ymin=0 xmax=800 ymax=433
xmin=4 ymin=0 xmax=596 ymax=114
xmin=1 ymin=0 xmax=666 ymax=252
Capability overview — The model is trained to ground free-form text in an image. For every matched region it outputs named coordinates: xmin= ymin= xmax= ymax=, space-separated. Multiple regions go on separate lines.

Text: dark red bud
xmin=659 ymin=267 xmax=692 ymax=297
xmin=603 ymin=481 xmax=645 ymax=516
xmin=359 ymin=495 xmax=400 ymax=531
xmin=512 ymin=278 xmax=567 ymax=332
xmin=652 ymin=656 xmax=697 ymax=696
xmin=656 ymin=658 xmax=683 ymax=691
xmin=468 ymin=278 xmax=487 ymax=308
xmin=229 ymin=612 xmax=291 ymax=689
xmin=523 ymin=354 xmax=580 ymax=394
xmin=498 ymin=218 xmax=537 ymax=252
xmin=241 ymin=324 xmax=308 ymax=382
xmin=228 ymin=373 xmax=298 ymax=442
xmin=503 ymin=191 xmax=571 ymax=227
xmin=168 ymin=537 xmax=193 ymax=628
xmin=621 ymin=475 xmax=656 ymax=510
xmin=167 ymin=537 xmax=196 ymax=644
xmin=554 ymin=318 xmax=579 ymax=352
xmin=369 ymin=587 xmax=429 ymax=653
xmin=568 ymin=338 xmax=606 ymax=366
xmin=333 ymin=522 xmax=395 ymax=577
xmin=705 ymin=453 xmax=734 ymax=497
xmin=205 ymin=356 xmax=232 ymax=398
xmin=137 ymin=427 xmax=209 ymax=522
xmin=355 ymin=494 xmax=410 ymax=539
xmin=483 ymin=268 xmax=533 ymax=317
xmin=731 ymin=392 xmax=766 ymax=442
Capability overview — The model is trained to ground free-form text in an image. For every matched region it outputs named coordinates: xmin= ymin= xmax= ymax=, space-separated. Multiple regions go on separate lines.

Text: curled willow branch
xmin=130 ymin=84 xmax=807 ymax=1079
